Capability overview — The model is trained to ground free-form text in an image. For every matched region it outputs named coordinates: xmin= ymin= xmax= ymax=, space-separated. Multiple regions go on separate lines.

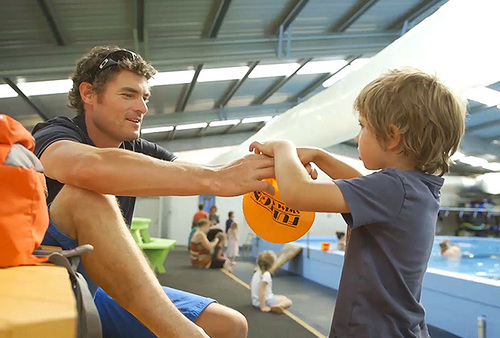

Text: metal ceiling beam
xmin=223 ymin=121 xmax=242 ymax=134
xmin=3 ymin=77 xmax=49 ymax=121
xmin=276 ymin=0 xmax=310 ymax=34
xmin=168 ymin=129 xmax=177 ymax=141
xmin=205 ymin=0 xmax=232 ymax=38
xmin=36 ymin=0 xmax=65 ymax=46
xmin=276 ymin=0 xmax=310 ymax=58
xmin=133 ymin=0 xmax=149 ymax=59
xmin=289 ymin=56 xmax=359 ymax=102
xmin=288 ymin=73 xmax=332 ymax=102
xmin=251 ymin=58 xmax=311 ymax=105
xmin=387 ymin=0 xmax=443 ymax=30
xmin=468 ymin=104 xmax=491 ymax=115
xmin=144 ymin=102 xmax=296 ymax=128
xmin=216 ymin=61 xmax=259 ymax=108
xmin=330 ymin=0 xmax=379 ymax=32
xmin=175 ymin=64 xmax=203 ymax=112
xmin=196 ymin=124 xmax=210 ymax=137
xmin=135 ymin=0 xmax=145 ymax=42
xmin=0 ymin=32 xmax=399 ymax=77
xmin=466 ymin=117 xmax=500 ymax=133
xmin=460 ymin=106 xmax=499 ymax=133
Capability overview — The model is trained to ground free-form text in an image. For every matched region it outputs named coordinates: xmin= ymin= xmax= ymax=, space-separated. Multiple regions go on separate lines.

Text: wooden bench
xmin=131 ymin=217 xmax=176 ymax=273
xmin=0 ymin=264 xmax=77 ymax=337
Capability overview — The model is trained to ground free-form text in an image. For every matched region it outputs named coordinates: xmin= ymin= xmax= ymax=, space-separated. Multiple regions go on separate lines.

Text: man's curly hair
xmin=68 ymin=45 xmax=156 ymax=116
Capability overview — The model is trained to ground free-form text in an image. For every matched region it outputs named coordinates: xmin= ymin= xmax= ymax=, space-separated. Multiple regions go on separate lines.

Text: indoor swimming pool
xmin=428 ymin=236 xmax=500 ymax=280
xmin=252 ymin=235 xmax=500 ymax=337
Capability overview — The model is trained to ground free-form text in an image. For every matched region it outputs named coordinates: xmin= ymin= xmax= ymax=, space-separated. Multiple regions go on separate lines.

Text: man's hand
xmin=214 ymin=154 xmax=276 ymax=196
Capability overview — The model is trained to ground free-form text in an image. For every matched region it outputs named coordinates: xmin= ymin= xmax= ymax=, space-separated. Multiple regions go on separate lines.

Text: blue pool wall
xmin=251 ymin=236 xmax=500 ymax=338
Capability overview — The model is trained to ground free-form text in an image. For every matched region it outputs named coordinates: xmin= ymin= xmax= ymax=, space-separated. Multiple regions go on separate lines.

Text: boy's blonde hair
xmin=257 ymin=250 xmax=276 ymax=272
xmin=230 ymin=222 xmax=238 ymax=230
xmin=354 ymin=67 xmax=466 ymax=176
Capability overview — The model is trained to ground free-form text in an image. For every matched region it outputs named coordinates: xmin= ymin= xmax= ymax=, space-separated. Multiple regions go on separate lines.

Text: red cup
xmin=321 ymin=242 xmax=330 ymax=251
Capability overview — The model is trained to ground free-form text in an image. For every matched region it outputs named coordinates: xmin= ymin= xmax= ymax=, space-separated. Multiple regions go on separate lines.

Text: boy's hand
xmin=249 ymin=140 xmax=288 ymax=157
xmin=250 ymin=141 xmax=318 ymax=179
xmin=297 ymin=147 xmax=320 ymax=180
xmin=296 ymin=147 xmax=319 ymax=165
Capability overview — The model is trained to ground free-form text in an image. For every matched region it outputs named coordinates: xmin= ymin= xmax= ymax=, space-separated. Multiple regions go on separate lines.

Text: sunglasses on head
xmin=91 ymin=49 xmax=137 ymax=82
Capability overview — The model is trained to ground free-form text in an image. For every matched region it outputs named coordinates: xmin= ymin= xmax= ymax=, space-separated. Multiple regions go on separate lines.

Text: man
xmin=32 ymin=46 xmax=275 ymax=338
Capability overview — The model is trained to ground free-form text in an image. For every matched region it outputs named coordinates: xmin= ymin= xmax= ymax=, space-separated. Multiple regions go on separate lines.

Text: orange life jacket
xmin=0 ymin=114 xmax=48 ymax=267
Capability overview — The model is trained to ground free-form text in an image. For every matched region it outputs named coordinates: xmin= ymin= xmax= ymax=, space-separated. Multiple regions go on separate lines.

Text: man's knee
xmin=52 ymin=185 xmax=116 ymax=211
xmin=230 ymin=309 xmax=248 ymax=337
xmin=50 ymin=185 xmax=118 ymax=238
xmin=196 ymin=303 xmax=248 ymax=338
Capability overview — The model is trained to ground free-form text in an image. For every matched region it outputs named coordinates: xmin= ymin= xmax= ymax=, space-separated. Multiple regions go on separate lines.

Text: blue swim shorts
xmin=95 ymin=287 xmax=216 ymax=337
xmin=44 ymin=213 xmax=216 ymax=337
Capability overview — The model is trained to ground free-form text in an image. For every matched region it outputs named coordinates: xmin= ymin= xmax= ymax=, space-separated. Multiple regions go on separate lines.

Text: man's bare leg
xmin=50 ymin=185 xmax=207 ymax=337
xmin=195 ymin=303 xmax=248 ymax=338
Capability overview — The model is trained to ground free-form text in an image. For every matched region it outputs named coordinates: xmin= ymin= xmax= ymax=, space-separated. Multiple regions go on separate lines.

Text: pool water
xmin=428 ymin=236 xmax=500 ymax=280
xmin=296 ymin=236 xmax=500 ymax=280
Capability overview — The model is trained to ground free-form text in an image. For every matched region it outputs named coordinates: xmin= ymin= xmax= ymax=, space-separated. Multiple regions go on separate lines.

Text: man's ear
xmin=385 ymin=124 xmax=401 ymax=151
xmin=79 ymin=82 xmax=94 ymax=104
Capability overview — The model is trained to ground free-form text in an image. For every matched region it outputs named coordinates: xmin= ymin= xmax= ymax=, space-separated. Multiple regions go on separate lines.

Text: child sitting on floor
xmin=250 ymin=250 xmax=292 ymax=313
xmin=210 ymin=232 xmax=233 ymax=273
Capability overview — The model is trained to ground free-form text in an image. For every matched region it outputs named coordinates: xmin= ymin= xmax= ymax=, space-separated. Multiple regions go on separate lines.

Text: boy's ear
xmin=79 ymin=82 xmax=95 ymax=104
xmin=385 ymin=124 xmax=401 ymax=151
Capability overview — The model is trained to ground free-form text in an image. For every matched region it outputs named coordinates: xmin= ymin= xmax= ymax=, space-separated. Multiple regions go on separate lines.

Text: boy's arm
xmin=297 ymin=147 xmax=362 ymax=180
xmin=250 ymin=140 xmax=350 ymax=213
xmin=259 ymin=281 xmax=271 ymax=312
xmin=40 ymin=140 xmax=275 ymax=197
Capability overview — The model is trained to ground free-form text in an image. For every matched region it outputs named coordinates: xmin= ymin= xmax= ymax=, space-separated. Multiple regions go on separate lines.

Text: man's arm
xmin=40 ymin=140 xmax=275 ymax=196
xmin=250 ymin=140 xmax=351 ymax=213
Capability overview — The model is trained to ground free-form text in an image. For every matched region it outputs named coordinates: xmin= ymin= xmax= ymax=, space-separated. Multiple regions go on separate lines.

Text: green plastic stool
xmin=130 ymin=217 xmax=176 ymax=273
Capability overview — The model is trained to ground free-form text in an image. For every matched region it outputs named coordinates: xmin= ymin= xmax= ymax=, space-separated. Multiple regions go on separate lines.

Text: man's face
xmin=87 ymin=70 xmax=150 ymax=146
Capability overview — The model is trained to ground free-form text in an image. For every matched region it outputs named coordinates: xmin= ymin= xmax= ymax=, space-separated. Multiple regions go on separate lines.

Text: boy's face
xmin=85 ymin=69 xmax=150 ymax=147
xmin=355 ymin=116 xmax=386 ymax=170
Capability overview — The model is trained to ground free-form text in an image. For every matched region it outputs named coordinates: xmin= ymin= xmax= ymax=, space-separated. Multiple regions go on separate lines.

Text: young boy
xmin=250 ymin=68 xmax=466 ymax=337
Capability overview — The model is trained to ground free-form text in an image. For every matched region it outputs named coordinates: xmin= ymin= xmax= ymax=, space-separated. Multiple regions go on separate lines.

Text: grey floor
xmin=231 ymin=249 xmax=461 ymax=338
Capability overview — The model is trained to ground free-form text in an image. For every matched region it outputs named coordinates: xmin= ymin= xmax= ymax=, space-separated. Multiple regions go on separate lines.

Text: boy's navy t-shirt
xmin=331 ymin=168 xmax=443 ymax=338
xmin=32 ymin=115 xmax=177 ymax=225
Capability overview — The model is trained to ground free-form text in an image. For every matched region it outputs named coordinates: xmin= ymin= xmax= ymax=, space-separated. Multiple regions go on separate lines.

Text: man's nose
xmin=135 ymin=98 xmax=148 ymax=115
